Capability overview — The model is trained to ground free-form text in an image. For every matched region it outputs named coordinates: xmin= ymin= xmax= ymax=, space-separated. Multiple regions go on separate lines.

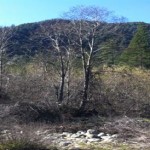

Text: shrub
xmin=9 ymin=101 xmax=61 ymax=123
xmin=87 ymin=66 xmax=150 ymax=117
xmin=0 ymin=139 xmax=57 ymax=150
xmin=0 ymin=88 xmax=10 ymax=104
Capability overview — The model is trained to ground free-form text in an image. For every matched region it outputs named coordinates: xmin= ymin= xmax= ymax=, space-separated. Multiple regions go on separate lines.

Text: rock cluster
xmin=35 ymin=129 xmax=117 ymax=149
xmin=0 ymin=129 xmax=117 ymax=149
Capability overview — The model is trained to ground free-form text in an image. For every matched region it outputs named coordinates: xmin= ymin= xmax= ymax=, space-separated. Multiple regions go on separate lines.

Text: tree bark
xmin=58 ymin=72 xmax=65 ymax=102
xmin=80 ymin=65 xmax=91 ymax=111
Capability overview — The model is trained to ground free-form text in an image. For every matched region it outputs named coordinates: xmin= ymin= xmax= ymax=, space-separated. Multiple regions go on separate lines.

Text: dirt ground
xmin=0 ymin=113 xmax=150 ymax=149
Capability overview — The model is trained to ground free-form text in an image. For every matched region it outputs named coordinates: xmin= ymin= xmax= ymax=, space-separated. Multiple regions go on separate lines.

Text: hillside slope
xmin=4 ymin=20 xmax=147 ymax=57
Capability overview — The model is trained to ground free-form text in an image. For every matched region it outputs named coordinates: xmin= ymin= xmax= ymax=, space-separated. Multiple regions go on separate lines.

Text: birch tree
xmin=63 ymin=6 xmax=112 ymax=110
xmin=39 ymin=20 xmax=74 ymax=103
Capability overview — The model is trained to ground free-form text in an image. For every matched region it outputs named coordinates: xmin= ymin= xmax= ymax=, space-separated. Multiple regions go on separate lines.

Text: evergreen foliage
xmin=119 ymin=23 xmax=150 ymax=68
xmin=98 ymin=39 xmax=120 ymax=66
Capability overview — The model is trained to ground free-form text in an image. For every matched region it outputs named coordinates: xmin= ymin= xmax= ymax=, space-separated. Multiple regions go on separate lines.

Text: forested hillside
xmin=2 ymin=20 xmax=139 ymax=57
xmin=1 ymin=19 xmax=150 ymax=68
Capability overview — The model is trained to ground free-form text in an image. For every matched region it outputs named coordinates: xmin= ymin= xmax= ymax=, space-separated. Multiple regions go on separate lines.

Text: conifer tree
xmin=119 ymin=23 xmax=150 ymax=68
xmin=99 ymin=39 xmax=119 ymax=66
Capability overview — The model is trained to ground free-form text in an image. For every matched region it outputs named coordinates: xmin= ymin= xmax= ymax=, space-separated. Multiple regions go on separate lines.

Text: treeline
xmin=6 ymin=21 xmax=137 ymax=57
xmin=1 ymin=21 xmax=150 ymax=68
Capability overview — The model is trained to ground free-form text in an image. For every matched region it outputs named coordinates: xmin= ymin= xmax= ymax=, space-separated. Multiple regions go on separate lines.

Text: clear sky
xmin=0 ymin=0 xmax=149 ymax=26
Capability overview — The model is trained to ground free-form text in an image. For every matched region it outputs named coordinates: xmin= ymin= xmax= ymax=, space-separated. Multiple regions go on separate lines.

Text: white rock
xmin=86 ymin=133 xmax=94 ymax=138
xmin=86 ymin=133 xmax=99 ymax=139
xmin=88 ymin=138 xmax=101 ymax=142
xmin=62 ymin=132 xmax=70 ymax=135
xmin=1 ymin=130 xmax=9 ymax=134
xmin=71 ymin=134 xmax=81 ymax=138
xmin=20 ymin=131 xmax=23 ymax=134
xmin=101 ymin=135 xmax=112 ymax=142
xmin=111 ymin=134 xmax=118 ymax=138
xmin=86 ymin=129 xmax=98 ymax=134
xmin=76 ymin=131 xmax=85 ymax=135
xmin=97 ymin=132 xmax=105 ymax=137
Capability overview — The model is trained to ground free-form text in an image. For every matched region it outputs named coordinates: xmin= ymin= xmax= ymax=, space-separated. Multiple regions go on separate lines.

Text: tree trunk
xmin=66 ymin=62 xmax=71 ymax=104
xmin=0 ymin=50 xmax=3 ymax=89
xmin=58 ymin=53 xmax=65 ymax=103
xmin=58 ymin=72 xmax=65 ymax=102
xmin=79 ymin=65 xmax=91 ymax=111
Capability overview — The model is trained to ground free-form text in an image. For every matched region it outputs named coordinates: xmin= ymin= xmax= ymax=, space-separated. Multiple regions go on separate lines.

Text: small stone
xmin=76 ymin=131 xmax=85 ymax=135
xmin=62 ymin=132 xmax=70 ymax=135
xmin=71 ymin=134 xmax=80 ymax=138
xmin=101 ymin=135 xmax=112 ymax=142
xmin=111 ymin=134 xmax=118 ymax=138
xmin=97 ymin=132 xmax=105 ymax=137
xmin=86 ymin=129 xmax=98 ymax=134
xmin=87 ymin=138 xmax=101 ymax=142
xmin=86 ymin=133 xmax=100 ymax=139
xmin=66 ymin=133 xmax=72 ymax=138
xmin=80 ymin=135 xmax=86 ymax=138
xmin=86 ymin=133 xmax=95 ymax=138
xmin=20 ymin=131 xmax=23 ymax=134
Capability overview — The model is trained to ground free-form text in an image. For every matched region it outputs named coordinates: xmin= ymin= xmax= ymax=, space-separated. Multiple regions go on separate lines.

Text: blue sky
xmin=0 ymin=0 xmax=149 ymax=26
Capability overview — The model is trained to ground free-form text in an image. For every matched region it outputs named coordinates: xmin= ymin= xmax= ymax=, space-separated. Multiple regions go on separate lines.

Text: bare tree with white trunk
xmin=63 ymin=6 xmax=113 ymax=111
xmin=39 ymin=20 xmax=75 ymax=103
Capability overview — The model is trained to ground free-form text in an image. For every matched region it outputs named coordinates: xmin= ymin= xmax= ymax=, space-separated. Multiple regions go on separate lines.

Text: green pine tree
xmin=119 ymin=23 xmax=150 ymax=68
xmin=98 ymin=39 xmax=119 ymax=66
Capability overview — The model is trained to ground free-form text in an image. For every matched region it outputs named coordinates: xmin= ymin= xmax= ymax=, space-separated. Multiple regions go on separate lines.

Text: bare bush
xmin=88 ymin=67 xmax=150 ymax=117
xmin=9 ymin=101 xmax=61 ymax=123
xmin=5 ymin=74 xmax=56 ymax=103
